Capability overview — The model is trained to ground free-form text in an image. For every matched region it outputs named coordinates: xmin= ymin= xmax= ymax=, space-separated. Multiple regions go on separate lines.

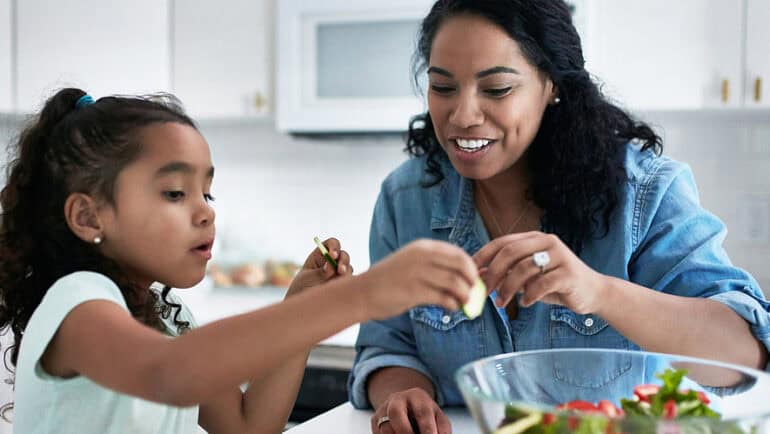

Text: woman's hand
xmin=360 ymin=239 xmax=478 ymax=320
xmin=473 ymin=231 xmax=608 ymax=314
xmin=371 ymin=388 xmax=450 ymax=434
xmin=285 ymin=237 xmax=352 ymax=298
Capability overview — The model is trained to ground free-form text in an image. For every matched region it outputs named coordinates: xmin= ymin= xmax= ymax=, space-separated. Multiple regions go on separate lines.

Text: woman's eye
xmin=204 ymin=193 xmax=216 ymax=203
xmin=163 ymin=191 xmax=185 ymax=201
xmin=484 ymin=87 xmax=512 ymax=97
xmin=430 ymin=85 xmax=455 ymax=94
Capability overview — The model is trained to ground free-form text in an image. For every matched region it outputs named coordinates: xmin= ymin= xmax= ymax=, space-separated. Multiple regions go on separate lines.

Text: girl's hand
xmin=371 ymin=388 xmax=450 ymax=434
xmin=360 ymin=239 xmax=478 ymax=320
xmin=472 ymin=231 xmax=608 ymax=314
xmin=286 ymin=237 xmax=352 ymax=298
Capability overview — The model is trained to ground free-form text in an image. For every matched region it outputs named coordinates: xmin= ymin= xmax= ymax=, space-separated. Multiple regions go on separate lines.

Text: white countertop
xmin=286 ymin=402 xmax=479 ymax=434
xmin=175 ymin=284 xmax=359 ymax=348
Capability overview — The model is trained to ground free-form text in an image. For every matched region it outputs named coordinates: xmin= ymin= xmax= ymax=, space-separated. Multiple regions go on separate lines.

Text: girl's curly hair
xmin=407 ymin=0 xmax=663 ymax=253
xmin=0 ymin=88 xmax=194 ymax=366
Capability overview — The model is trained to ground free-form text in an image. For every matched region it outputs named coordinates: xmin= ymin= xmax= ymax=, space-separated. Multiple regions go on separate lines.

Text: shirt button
xmin=442 ymin=315 xmax=451 ymax=324
xmin=584 ymin=317 xmax=594 ymax=327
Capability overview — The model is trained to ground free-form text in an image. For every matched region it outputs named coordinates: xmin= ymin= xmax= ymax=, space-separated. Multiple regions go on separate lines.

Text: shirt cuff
xmin=348 ymin=350 xmax=443 ymax=409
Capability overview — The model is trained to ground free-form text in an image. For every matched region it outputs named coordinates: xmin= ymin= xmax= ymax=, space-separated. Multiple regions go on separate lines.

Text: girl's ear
xmin=64 ymin=193 xmax=104 ymax=244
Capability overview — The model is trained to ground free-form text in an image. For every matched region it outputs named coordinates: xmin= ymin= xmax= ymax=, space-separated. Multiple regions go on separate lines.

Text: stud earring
xmin=93 ymin=236 xmax=102 ymax=245
xmin=554 ymin=97 xmax=561 ymax=104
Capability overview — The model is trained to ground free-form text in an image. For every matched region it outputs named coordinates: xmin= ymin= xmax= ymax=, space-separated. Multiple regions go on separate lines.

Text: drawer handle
xmin=755 ymin=77 xmax=763 ymax=103
xmin=721 ymin=79 xmax=730 ymax=103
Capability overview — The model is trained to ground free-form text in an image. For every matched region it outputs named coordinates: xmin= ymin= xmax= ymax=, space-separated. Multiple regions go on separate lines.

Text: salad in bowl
xmin=455 ymin=349 xmax=770 ymax=434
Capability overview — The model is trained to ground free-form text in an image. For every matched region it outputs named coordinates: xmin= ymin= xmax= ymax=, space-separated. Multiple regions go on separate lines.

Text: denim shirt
xmin=348 ymin=143 xmax=770 ymax=408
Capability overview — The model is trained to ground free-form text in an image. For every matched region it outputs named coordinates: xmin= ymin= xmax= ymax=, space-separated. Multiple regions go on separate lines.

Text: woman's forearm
xmin=597 ymin=276 xmax=768 ymax=370
xmin=367 ymin=366 xmax=436 ymax=409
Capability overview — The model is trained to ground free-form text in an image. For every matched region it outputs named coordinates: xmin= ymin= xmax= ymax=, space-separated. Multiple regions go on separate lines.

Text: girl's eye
xmin=430 ymin=85 xmax=455 ymax=94
xmin=163 ymin=191 xmax=185 ymax=201
xmin=484 ymin=87 xmax=513 ymax=97
xmin=204 ymin=193 xmax=216 ymax=203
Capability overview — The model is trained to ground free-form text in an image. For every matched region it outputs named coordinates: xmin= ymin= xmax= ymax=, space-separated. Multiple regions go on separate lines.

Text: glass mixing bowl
xmin=456 ymin=349 xmax=770 ymax=434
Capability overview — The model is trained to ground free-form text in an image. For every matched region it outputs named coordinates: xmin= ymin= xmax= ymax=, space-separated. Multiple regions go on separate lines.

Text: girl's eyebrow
xmin=155 ymin=162 xmax=215 ymax=178
xmin=427 ymin=65 xmax=521 ymax=78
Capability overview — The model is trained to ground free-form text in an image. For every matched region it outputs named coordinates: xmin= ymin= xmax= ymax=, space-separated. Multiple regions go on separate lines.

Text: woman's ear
xmin=64 ymin=193 xmax=104 ymax=244
xmin=548 ymin=80 xmax=560 ymax=105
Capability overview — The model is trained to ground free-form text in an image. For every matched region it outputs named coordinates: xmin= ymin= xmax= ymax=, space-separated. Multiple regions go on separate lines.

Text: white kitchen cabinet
xmin=587 ymin=0 xmax=743 ymax=110
xmin=172 ymin=0 xmax=272 ymax=119
xmin=0 ymin=0 xmax=12 ymax=112
xmin=16 ymin=0 xmax=170 ymax=113
xmin=745 ymin=0 xmax=770 ymax=108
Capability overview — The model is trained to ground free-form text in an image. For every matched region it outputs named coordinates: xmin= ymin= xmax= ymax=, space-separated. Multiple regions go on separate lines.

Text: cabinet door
xmin=746 ymin=0 xmax=770 ymax=108
xmin=0 ymin=0 xmax=11 ymax=112
xmin=173 ymin=0 xmax=272 ymax=118
xmin=587 ymin=0 xmax=743 ymax=110
xmin=16 ymin=0 xmax=169 ymax=113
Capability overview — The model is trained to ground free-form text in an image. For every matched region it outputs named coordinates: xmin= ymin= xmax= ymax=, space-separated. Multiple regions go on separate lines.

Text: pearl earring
xmin=554 ymin=97 xmax=561 ymax=104
xmin=93 ymin=236 xmax=102 ymax=245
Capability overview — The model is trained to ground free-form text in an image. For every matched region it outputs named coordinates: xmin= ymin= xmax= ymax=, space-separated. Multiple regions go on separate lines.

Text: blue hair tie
xmin=75 ymin=94 xmax=95 ymax=109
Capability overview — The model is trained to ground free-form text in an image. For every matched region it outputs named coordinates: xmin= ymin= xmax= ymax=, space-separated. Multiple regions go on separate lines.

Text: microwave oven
xmin=276 ymin=0 xmax=434 ymax=133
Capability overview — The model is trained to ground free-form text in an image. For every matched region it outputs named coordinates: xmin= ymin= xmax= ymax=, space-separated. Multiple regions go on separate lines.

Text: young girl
xmin=0 ymin=88 xmax=479 ymax=434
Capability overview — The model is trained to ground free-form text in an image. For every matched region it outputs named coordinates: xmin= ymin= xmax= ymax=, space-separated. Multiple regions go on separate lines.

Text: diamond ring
xmin=533 ymin=251 xmax=551 ymax=274
xmin=377 ymin=416 xmax=391 ymax=427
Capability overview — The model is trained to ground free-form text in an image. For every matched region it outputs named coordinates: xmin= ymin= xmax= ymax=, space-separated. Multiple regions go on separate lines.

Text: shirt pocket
xmin=409 ymin=306 xmax=486 ymax=387
xmin=549 ymin=306 xmax=632 ymax=389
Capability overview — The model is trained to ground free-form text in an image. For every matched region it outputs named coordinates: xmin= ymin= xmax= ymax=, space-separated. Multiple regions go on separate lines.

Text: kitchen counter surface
xmin=286 ymin=402 xmax=479 ymax=433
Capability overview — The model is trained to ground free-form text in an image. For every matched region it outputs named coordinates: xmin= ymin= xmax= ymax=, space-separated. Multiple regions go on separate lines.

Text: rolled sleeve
xmin=630 ymin=161 xmax=770 ymax=371
xmin=708 ymin=289 xmax=770 ymax=371
xmin=348 ymin=338 xmax=439 ymax=408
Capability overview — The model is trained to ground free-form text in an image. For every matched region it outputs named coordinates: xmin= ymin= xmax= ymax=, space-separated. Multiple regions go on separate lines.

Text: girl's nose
xmin=195 ymin=202 xmax=215 ymax=227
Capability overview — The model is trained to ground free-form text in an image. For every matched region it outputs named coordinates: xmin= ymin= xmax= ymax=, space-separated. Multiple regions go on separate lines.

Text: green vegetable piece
xmin=493 ymin=412 xmax=542 ymax=434
xmin=313 ymin=236 xmax=338 ymax=268
xmin=462 ymin=277 xmax=487 ymax=319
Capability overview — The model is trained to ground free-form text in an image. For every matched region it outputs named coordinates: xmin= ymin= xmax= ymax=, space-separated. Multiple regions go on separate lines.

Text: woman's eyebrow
xmin=476 ymin=66 xmax=520 ymax=78
xmin=427 ymin=65 xmax=520 ymax=78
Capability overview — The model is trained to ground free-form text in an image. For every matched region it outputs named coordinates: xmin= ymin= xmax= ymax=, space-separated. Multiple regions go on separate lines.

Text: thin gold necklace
xmin=478 ymin=187 xmax=532 ymax=237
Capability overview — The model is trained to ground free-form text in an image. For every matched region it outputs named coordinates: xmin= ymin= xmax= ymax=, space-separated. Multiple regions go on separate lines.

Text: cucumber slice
xmin=462 ymin=277 xmax=487 ymax=319
xmin=313 ymin=236 xmax=338 ymax=268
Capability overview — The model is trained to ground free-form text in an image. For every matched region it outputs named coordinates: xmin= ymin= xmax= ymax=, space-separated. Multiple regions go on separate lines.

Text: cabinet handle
xmin=721 ymin=79 xmax=730 ymax=103
xmin=755 ymin=78 xmax=763 ymax=103
xmin=254 ymin=92 xmax=265 ymax=112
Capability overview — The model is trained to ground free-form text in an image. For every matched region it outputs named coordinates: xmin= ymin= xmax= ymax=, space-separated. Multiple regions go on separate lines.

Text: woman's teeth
xmin=455 ymin=139 xmax=490 ymax=152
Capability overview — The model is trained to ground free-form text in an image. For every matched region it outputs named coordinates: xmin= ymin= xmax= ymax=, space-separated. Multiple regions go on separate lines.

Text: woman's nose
xmin=449 ymin=93 xmax=484 ymax=128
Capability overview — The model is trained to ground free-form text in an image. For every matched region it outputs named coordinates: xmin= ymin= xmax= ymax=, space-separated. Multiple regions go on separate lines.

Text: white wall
xmin=194 ymin=122 xmax=407 ymax=273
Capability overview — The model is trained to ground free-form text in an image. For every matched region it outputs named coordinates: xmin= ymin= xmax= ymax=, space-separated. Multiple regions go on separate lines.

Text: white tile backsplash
xmin=2 ymin=112 xmax=769 ymax=295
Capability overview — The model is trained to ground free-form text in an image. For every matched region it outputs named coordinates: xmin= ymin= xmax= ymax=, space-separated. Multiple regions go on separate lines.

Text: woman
xmin=348 ymin=1 xmax=770 ymax=433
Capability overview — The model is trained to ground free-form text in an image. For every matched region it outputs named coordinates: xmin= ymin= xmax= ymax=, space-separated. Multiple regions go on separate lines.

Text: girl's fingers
xmin=428 ymin=243 xmax=478 ymax=287
xmin=323 ymin=237 xmax=341 ymax=254
xmin=337 ymin=250 xmax=352 ymax=275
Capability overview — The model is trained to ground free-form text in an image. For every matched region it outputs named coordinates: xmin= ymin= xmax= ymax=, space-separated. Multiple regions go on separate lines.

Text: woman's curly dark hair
xmin=407 ymin=0 xmax=663 ymax=253
xmin=0 ymin=88 xmax=194 ymax=367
